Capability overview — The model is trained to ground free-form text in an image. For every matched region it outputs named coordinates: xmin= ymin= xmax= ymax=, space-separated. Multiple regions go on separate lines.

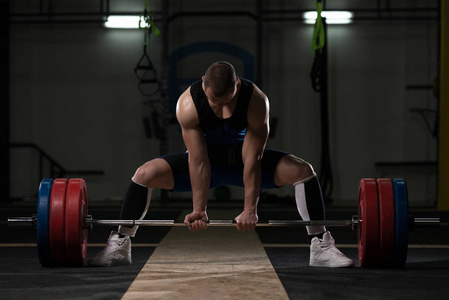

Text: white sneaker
xmin=88 ymin=231 xmax=132 ymax=267
xmin=309 ymin=231 xmax=355 ymax=268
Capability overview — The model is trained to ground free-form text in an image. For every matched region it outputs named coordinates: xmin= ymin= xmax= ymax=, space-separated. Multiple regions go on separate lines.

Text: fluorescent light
xmin=104 ymin=16 xmax=149 ymax=29
xmin=303 ymin=11 xmax=354 ymax=24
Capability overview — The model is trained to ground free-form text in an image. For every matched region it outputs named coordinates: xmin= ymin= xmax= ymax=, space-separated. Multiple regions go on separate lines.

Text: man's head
xmin=202 ymin=61 xmax=238 ymax=106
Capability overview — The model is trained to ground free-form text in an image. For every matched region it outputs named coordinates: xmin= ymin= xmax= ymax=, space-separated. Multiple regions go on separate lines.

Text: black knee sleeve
xmin=295 ymin=176 xmax=326 ymax=237
xmin=303 ymin=176 xmax=325 ymax=220
xmin=119 ymin=181 xmax=149 ymax=222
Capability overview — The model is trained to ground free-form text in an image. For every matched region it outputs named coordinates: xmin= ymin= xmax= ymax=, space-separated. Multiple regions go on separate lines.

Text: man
xmin=89 ymin=61 xmax=354 ymax=268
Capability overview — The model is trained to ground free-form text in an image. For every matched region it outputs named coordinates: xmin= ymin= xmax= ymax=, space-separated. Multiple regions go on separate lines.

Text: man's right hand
xmin=184 ymin=210 xmax=208 ymax=232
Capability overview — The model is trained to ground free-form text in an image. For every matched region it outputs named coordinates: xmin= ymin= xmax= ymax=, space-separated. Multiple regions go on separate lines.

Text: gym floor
xmin=1 ymin=201 xmax=448 ymax=300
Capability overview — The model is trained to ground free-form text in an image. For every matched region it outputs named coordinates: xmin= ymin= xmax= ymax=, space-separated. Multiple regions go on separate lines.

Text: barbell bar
xmin=8 ymin=215 xmax=440 ymax=229
xmin=7 ymin=177 xmax=441 ymax=268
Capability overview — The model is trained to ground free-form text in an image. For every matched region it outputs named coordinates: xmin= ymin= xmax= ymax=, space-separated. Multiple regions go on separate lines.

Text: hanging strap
xmin=311 ymin=0 xmax=325 ymax=56
xmin=310 ymin=0 xmax=326 ymax=92
xmin=138 ymin=0 xmax=161 ymax=37
xmin=135 ymin=1 xmax=161 ymax=97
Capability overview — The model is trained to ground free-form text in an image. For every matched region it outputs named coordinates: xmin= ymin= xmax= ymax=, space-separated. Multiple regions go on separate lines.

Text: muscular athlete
xmin=89 ymin=61 xmax=354 ymax=268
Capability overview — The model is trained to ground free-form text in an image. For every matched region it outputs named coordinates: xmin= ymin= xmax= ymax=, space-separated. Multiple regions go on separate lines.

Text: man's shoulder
xmin=247 ymin=83 xmax=269 ymax=124
xmin=176 ymin=87 xmax=199 ymax=128
xmin=249 ymin=83 xmax=268 ymax=104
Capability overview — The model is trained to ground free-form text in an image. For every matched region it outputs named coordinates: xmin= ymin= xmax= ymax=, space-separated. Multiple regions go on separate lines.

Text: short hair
xmin=203 ymin=61 xmax=237 ymax=97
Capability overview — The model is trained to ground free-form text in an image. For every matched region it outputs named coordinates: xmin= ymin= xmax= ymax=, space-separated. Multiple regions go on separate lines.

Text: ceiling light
xmin=303 ymin=11 xmax=354 ymax=24
xmin=104 ymin=16 xmax=148 ymax=29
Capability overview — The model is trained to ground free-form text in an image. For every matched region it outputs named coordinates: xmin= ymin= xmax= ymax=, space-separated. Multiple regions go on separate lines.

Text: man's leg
xmin=293 ymin=175 xmax=326 ymax=238
xmin=88 ymin=158 xmax=175 ymax=267
xmin=117 ymin=181 xmax=153 ymax=237
xmin=118 ymin=158 xmax=176 ymax=236
xmin=274 ymin=154 xmax=354 ymax=268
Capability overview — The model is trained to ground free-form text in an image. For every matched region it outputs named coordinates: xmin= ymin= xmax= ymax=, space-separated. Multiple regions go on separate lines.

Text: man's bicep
xmin=182 ymin=126 xmax=208 ymax=160
xmin=243 ymin=122 xmax=269 ymax=158
xmin=243 ymin=95 xmax=270 ymax=159
xmin=176 ymin=89 xmax=207 ymax=159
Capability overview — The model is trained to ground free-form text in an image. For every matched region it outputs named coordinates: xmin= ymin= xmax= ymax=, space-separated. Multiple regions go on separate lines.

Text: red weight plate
xmin=358 ymin=178 xmax=379 ymax=267
xmin=377 ymin=178 xmax=395 ymax=267
xmin=49 ymin=178 xmax=69 ymax=265
xmin=65 ymin=178 xmax=88 ymax=266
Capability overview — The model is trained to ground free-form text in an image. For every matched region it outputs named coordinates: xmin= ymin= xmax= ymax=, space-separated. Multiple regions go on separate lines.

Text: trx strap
xmin=135 ymin=1 xmax=161 ymax=97
xmin=310 ymin=0 xmax=325 ymax=92
xmin=311 ymin=0 xmax=325 ymax=56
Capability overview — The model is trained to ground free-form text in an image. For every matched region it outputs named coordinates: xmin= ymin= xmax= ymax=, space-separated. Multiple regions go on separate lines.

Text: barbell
xmin=8 ymin=178 xmax=440 ymax=268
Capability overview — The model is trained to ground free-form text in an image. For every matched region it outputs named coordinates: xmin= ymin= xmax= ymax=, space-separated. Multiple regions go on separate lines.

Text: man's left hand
xmin=234 ymin=210 xmax=258 ymax=231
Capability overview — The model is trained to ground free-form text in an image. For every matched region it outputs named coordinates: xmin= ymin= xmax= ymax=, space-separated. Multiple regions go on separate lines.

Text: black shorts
xmin=160 ymin=143 xmax=289 ymax=192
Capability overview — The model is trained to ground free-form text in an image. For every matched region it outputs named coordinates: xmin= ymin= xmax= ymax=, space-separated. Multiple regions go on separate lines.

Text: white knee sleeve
xmin=294 ymin=176 xmax=326 ymax=235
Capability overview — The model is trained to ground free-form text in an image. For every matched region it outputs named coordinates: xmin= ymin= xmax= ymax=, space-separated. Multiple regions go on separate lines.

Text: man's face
xmin=202 ymin=78 xmax=238 ymax=108
xmin=205 ymin=87 xmax=236 ymax=108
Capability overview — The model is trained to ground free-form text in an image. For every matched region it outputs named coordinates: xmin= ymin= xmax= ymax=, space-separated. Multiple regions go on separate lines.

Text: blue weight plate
xmin=393 ymin=178 xmax=408 ymax=268
xmin=36 ymin=178 xmax=54 ymax=267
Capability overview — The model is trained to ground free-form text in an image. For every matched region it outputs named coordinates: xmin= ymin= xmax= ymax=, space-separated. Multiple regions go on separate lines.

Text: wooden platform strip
xmin=121 ymin=226 xmax=289 ymax=300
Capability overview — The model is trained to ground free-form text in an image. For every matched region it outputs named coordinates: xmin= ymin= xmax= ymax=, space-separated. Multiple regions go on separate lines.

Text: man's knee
xmin=275 ymin=155 xmax=316 ymax=185
xmin=132 ymin=164 xmax=151 ymax=186
xmin=132 ymin=158 xmax=174 ymax=189
xmin=300 ymin=160 xmax=316 ymax=180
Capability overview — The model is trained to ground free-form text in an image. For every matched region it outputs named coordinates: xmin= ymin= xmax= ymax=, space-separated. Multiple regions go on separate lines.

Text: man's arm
xmin=176 ymin=88 xmax=210 ymax=231
xmin=236 ymin=85 xmax=270 ymax=231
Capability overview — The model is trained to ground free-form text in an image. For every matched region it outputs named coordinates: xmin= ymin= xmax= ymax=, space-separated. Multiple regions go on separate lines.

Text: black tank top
xmin=190 ymin=78 xmax=254 ymax=145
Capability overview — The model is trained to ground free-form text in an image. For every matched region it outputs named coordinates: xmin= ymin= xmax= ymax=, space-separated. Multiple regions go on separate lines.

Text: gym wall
xmin=8 ymin=0 xmax=438 ymax=206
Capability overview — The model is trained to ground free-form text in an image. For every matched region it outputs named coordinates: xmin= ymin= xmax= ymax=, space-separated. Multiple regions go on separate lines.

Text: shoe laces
xmin=319 ymin=239 xmax=343 ymax=256
xmin=109 ymin=237 xmax=126 ymax=246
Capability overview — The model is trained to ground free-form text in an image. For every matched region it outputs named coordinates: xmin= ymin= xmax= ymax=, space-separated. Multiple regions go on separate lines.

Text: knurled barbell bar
xmin=8 ymin=215 xmax=440 ymax=229
xmin=7 ymin=178 xmax=440 ymax=268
